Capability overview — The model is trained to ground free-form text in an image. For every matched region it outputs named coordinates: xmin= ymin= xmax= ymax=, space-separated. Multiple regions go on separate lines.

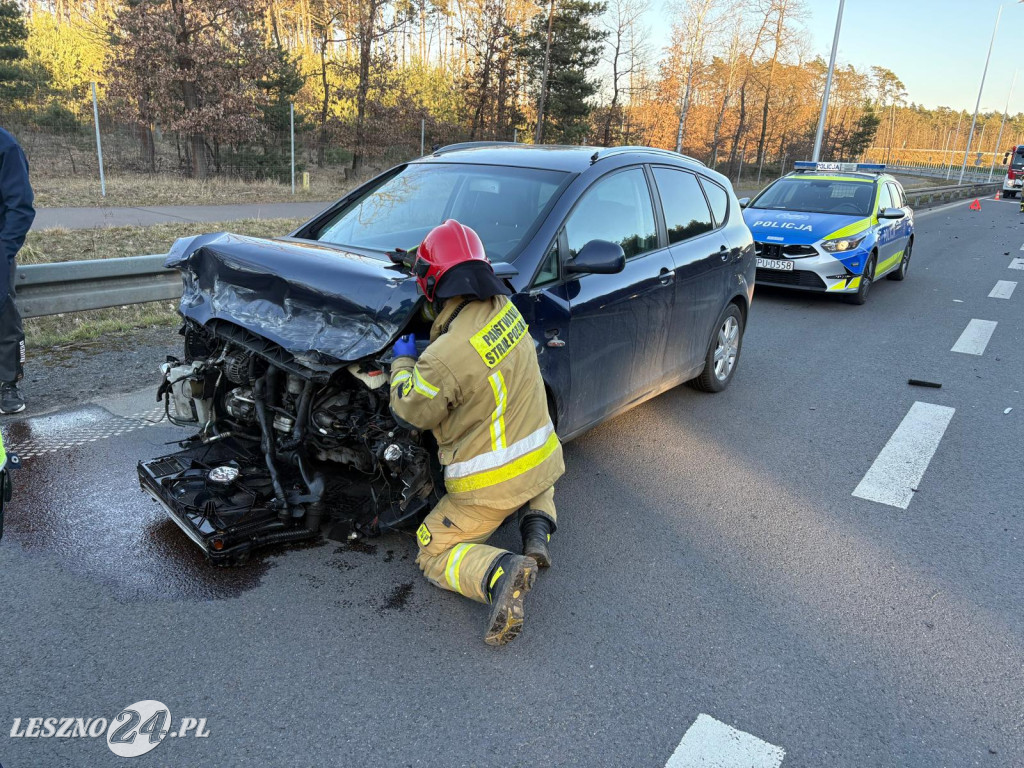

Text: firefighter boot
xmin=484 ymin=553 xmax=537 ymax=646
xmin=520 ymin=513 xmax=553 ymax=568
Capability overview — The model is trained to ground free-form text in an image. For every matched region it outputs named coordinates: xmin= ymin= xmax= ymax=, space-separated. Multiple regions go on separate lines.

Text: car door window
xmin=534 ymin=240 xmax=559 ymax=286
xmin=888 ymin=183 xmax=905 ymax=209
xmin=564 ymin=168 xmax=657 ymax=260
xmin=698 ymin=177 xmax=729 ymax=227
xmin=653 ymin=168 xmax=715 ymax=244
xmin=877 ymin=182 xmax=894 ymax=212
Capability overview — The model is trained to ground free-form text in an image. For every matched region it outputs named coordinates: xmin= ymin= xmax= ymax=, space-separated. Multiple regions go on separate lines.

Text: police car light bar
xmin=793 ymin=161 xmax=886 ymax=173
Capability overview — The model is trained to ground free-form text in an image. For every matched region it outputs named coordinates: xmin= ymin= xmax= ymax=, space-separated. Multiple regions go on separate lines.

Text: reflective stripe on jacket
xmin=390 ymin=296 xmax=564 ymax=507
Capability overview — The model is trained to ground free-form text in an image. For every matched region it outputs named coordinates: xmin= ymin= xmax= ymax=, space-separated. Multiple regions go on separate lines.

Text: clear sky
xmin=652 ymin=0 xmax=1024 ymax=115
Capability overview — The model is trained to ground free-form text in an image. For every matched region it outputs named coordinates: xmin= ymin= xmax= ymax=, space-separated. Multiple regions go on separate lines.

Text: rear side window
xmin=699 ymin=178 xmax=729 ymax=226
xmin=653 ymin=168 xmax=714 ymax=244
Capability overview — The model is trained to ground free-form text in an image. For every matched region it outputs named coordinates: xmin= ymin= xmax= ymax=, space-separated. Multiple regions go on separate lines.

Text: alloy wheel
xmin=713 ymin=316 xmax=740 ymax=381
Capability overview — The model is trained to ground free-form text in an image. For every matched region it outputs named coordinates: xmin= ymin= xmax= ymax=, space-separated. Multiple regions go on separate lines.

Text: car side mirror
xmin=564 ymin=240 xmax=626 ymax=275
xmin=879 ymin=207 xmax=904 ymax=219
xmin=737 ymin=197 xmax=751 ymax=209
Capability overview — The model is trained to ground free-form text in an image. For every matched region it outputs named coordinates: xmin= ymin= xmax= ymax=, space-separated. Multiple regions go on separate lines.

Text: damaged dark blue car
xmin=138 ymin=143 xmax=755 ymax=564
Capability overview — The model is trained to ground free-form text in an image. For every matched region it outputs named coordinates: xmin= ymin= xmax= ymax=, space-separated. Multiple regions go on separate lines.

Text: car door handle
xmin=719 ymin=245 xmax=729 ymax=262
xmin=545 ymin=329 xmax=566 ymax=348
xmin=658 ymin=267 xmax=675 ymax=285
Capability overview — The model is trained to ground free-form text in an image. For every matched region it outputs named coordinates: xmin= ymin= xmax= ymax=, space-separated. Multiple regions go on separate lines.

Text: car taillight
xmin=1010 ymin=168 xmax=1018 ymax=180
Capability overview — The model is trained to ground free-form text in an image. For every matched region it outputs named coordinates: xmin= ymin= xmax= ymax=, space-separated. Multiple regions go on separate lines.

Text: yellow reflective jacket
xmin=390 ymin=295 xmax=564 ymax=507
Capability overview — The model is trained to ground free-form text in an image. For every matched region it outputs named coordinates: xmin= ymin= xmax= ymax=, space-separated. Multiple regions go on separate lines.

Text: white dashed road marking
xmin=989 ymin=280 xmax=1017 ymax=299
xmin=853 ymin=402 xmax=956 ymax=509
xmin=951 ymin=319 xmax=998 ymax=355
xmin=665 ymin=714 xmax=785 ymax=768
xmin=1010 ymin=257 xmax=1024 ymax=270
xmin=5 ymin=405 xmax=167 ymax=461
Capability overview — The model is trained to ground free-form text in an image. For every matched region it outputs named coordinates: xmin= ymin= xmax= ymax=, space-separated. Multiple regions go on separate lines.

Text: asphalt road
xmin=1 ymin=195 xmax=1022 ymax=767
xmin=31 ymin=201 xmax=331 ymax=230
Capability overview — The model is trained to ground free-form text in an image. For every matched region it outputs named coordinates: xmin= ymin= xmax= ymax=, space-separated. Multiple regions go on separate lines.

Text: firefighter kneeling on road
xmin=389 ymin=219 xmax=564 ymax=646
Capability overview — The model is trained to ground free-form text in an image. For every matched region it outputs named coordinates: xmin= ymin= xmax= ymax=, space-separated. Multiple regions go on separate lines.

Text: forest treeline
xmin=2 ymin=0 xmax=1022 ymax=180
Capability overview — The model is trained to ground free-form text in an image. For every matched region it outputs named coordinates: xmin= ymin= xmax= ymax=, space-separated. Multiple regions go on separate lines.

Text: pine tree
xmin=0 ymin=0 xmax=36 ymax=103
xmin=847 ymin=104 xmax=881 ymax=160
xmin=520 ymin=0 xmax=606 ymax=144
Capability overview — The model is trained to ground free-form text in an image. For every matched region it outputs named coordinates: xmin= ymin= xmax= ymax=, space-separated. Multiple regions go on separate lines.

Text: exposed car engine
xmin=138 ymin=318 xmax=439 ymax=565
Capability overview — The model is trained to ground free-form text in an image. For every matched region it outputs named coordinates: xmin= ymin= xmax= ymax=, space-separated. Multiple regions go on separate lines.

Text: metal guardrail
xmin=903 ymin=181 xmax=1001 ymax=208
xmin=16 ymin=253 xmax=180 ymax=320
xmin=14 ymin=179 xmax=1006 ymax=319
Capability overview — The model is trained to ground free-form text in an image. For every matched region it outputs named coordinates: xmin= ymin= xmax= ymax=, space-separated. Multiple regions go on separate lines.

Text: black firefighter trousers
xmin=0 ymin=263 xmax=24 ymax=383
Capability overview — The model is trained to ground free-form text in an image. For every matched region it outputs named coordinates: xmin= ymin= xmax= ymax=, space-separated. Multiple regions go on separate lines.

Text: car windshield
xmin=1012 ymin=147 xmax=1024 ymax=170
xmin=750 ymin=177 xmax=876 ymax=216
xmin=312 ymin=163 xmax=568 ymax=261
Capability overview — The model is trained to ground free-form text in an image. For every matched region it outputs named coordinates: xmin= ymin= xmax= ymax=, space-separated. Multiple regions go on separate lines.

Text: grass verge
xmin=25 ymin=304 xmax=182 ymax=349
xmin=22 ymin=216 xmax=306 ymax=348
xmin=20 ymin=217 xmax=306 ymax=265
xmin=32 ymin=169 xmax=369 ymax=208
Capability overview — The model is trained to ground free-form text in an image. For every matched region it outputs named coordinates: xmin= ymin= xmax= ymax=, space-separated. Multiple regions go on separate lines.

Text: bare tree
xmin=601 ymin=0 xmax=647 ymax=146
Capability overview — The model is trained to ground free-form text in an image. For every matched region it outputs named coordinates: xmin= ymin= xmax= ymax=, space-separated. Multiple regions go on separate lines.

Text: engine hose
xmin=292 ymin=379 xmax=314 ymax=443
xmin=252 ymin=374 xmax=290 ymax=519
xmin=251 ymin=528 xmax=317 ymax=547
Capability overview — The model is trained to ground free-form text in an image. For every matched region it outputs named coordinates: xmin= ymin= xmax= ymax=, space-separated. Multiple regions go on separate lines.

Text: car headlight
xmin=821 ymin=235 xmax=867 ymax=253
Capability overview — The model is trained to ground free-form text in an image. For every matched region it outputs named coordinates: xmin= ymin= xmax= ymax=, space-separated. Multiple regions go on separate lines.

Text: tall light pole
xmin=946 ymin=112 xmax=964 ymax=180
xmin=989 ymin=69 xmax=1018 ymax=181
xmin=812 ymin=0 xmax=845 ymax=162
xmin=958 ymin=3 xmax=1023 ymax=184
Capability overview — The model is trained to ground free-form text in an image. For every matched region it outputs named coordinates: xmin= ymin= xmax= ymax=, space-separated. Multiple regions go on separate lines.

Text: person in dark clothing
xmin=0 ymin=127 xmax=35 ymax=414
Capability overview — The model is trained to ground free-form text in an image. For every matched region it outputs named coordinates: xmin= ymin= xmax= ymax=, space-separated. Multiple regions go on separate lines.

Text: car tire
xmin=844 ymin=253 xmax=876 ymax=305
xmin=887 ymin=240 xmax=912 ymax=281
xmin=691 ymin=303 xmax=744 ymax=393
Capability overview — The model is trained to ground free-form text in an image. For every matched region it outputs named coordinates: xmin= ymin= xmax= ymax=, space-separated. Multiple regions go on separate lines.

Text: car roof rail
xmin=590 ymin=146 xmax=707 ymax=167
xmin=431 ymin=141 xmax=519 ymax=155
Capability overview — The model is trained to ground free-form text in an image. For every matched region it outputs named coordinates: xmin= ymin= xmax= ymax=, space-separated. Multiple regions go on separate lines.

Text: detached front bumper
xmin=138 ymin=442 xmax=317 ymax=565
xmin=755 ymin=244 xmax=870 ymax=294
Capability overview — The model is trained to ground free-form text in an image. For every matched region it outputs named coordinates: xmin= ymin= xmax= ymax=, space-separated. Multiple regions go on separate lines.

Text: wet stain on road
xmin=379 ymin=582 xmax=414 ymax=612
xmin=2 ymin=421 xmax=278 ymax=602
xmin=337 ymin=539 xmax=378 ymax=556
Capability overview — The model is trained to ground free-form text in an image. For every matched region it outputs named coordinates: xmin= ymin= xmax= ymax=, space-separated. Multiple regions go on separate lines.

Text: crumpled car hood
xmin=165 ymin=232 xmax=422 ymax=363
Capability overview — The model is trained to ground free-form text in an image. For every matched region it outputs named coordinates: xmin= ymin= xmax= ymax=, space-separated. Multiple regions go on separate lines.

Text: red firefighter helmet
xmin=413 ymin=219 xmax=491 ymax=302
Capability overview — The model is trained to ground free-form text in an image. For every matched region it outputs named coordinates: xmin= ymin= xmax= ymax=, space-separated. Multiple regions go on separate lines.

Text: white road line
xmin=853 ymin=402 xmax=955 ymax=509
xmin=989 ymin=280 xmax=1017 ymax=299
xmin=951 ymin=319 xmax=998 ymax=355
xmin=666 ymin=715 xmax=785 ymax=768
xmin=1020 ymin=243 xmax=1024 ymax=251
xmin=914 ymin=199 xmax=976 ymax=218
xmin=1010 ymin=257 xmax=1024 ymax=270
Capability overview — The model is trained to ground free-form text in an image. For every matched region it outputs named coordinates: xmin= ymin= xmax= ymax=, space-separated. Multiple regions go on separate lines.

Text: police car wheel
xmin=888 ymin=240 xmax=911 ymax=281
xmin=691 ymin=303 xmax=744 ymax=393
xmin=844 ymin=254 xmax=876 ymax=305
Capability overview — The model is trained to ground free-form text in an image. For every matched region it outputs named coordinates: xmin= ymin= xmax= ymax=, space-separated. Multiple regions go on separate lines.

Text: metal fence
xmin=16 ymin=180 xmax=1002 ymax=321
xmin=2 ymin=86 xmax=479 ymax=197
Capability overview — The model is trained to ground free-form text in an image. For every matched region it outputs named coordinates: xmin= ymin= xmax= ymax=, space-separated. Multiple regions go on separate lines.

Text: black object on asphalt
xmin=908 ymin=379 xmax=942 ymax=388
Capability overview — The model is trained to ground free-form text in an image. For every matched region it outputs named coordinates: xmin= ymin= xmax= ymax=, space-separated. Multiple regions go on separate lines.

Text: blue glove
xmin=393 ymin=334 xmax=418 ymax=359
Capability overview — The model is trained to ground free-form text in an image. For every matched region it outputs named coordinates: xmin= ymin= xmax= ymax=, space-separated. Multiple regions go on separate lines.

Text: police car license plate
xmin=756 ymin=257 xmax=794 ymax=271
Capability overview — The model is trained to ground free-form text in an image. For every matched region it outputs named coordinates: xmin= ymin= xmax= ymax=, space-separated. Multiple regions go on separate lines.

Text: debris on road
xmin=1005 ymin=408 xmax=1013 ymax=414
xmin=908 ymin=379 xmax=942 ymax=388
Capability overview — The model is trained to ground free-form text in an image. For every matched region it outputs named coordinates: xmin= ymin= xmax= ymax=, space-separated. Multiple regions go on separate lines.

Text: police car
xmin=740 ymin=162 xmax=914 ymax=305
